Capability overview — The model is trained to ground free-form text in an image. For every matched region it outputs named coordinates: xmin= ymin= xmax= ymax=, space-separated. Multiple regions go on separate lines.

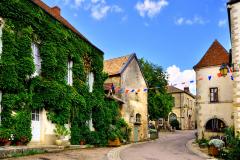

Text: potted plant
xmin=208 ymin=139 xmax=225 ymax=157
xmin=54 ymin=124 xmax=70 ymax=146
xmin=108 ymin=130 xmax=121 ymax=147
xmin=0 ymin=128 xmax=12 ymax=146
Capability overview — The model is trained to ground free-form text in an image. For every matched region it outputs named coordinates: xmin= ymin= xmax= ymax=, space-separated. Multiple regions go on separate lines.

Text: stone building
xmin=227 ymin=0 xmax=240 ymax=135
xmin=194 ymin=40 xmax=233 ymax=139
xmin=167 ymin=86 xmax=196 ymax=130
xmin=104 ymin=54 xmax=148 ymax=142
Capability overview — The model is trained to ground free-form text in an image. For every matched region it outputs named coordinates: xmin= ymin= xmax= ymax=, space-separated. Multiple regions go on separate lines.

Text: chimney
xmin=52 ymin=6 xmax=61 ymax=16
xmin=184 ymin=87 xmax=190 ymax=93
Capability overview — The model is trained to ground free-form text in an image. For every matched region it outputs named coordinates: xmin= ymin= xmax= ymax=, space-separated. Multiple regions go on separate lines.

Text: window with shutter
xmin=31 ymin=43 xmax=41 ymax=77
xmin=67 ymin=60 xmax=73 ymax=86
xmin=210 ymin=88 xmax=218 ymax=103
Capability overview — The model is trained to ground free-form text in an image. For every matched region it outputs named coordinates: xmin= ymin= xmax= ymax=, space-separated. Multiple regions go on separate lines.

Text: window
xmin=87 ymin=72 xmax=94 ymax=93
xmin=205 ymin=118 xmax=226 ymax=132
xmin=169 ymin=113 xmax=177 ymax=123
xmin=31 ymin=43 xmax=41 ymax=77
xmin=136 ymin=113 xmax=141 ymax=123
xmin=67 ymin=60 xmax=73 ymax=86
xmin=0 ymin=91 xmax=2 ymax=123
xmin=210 ymin=88 xmax=218 ymax=103
xmin=32 ymin=109 xmax=40 ymax=121
xmin=0 ymin=17 xmax=4 ymax=59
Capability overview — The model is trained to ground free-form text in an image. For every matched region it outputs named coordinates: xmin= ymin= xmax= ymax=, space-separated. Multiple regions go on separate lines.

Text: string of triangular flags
xmin=108 ymin=85 xmax=164 ymax=94
xmin=172 ymin=66 xmax=234 ymax=87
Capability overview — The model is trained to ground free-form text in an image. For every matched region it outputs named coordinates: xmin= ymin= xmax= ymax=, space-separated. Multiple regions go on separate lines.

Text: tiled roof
xmin=104 ymin=54 xmax=134 ymax=76
xmin=31 ymin=0 xmax=102 ymax=53
xmin=193 ymin=40 xmax=229 ymax=70
xmin=167 ymin=86 xmax=196 ymax=98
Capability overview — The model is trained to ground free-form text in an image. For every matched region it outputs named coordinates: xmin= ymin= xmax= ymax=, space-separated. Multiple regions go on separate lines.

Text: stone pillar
xmin=228 ymin=2 xmax=240 ymax=134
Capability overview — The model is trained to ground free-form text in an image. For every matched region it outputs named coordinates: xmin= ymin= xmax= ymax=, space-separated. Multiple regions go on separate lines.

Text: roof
xmin=228 ymin=0 xmax=240 ymax=4
xmin=31 ymin=0 xmax=103 ymax=53
xmin=193 ymin=40 xmax=229 ymax=70
xmin=104 ymin=54 xmax=135 ymax=76
xmin=167 ymin=86 xmax=195 ymax=99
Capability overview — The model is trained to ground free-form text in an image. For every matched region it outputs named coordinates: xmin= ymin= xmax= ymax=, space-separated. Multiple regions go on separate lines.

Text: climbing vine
xmin=0 ymin=0 xmax=127 ymax=145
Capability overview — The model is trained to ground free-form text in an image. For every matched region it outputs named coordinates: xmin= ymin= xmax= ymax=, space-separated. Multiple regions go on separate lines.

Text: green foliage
xmin=53 ymin=124 xmax=70 ymax=139
xmin=139 ymin=59 xmax=174 ymax=120
xmin=170 ymin=119 xmax=180 ymax=130
xmin=0 ymin=127 xmax=12 ymax=140
xmin=14 ymin=111 xmax=32 ymax=144
xmin=0 ymin=0 xmax=123 ymax=146
xmin=219 ymin=127 xmax=240 ymax=160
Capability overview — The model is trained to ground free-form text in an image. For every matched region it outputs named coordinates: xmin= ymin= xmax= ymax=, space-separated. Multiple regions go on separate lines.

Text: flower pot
xmin=55 ymin=139 xmax=63 ymax=146
xmin=4 ymin=140 xmax=11 ymax=146
xmin=108 ymin=138 xmax=121 ymax=147
xmin=208 ymin=145 xmax=219 ymax=157
xmin=80 ymin=140 xmax=86 ymax=145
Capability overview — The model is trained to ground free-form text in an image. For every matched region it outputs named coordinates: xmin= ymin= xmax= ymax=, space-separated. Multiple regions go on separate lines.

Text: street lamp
xmin=219 ymin=64 xmax=228 ymax=77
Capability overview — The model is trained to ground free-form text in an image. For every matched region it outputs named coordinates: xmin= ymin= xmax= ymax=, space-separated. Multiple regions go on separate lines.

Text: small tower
xmin=228 ymin=0 xmax=240 ymax=134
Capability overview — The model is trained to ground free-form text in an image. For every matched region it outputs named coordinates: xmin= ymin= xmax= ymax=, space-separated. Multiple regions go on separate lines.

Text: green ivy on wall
xmin=0 ymin=0 xmax=127 ymax=145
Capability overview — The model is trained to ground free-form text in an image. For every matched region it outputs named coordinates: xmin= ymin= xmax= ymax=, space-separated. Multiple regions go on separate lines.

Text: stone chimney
xmin=51 ymin=6 xmax=61 ymax=16
xmin=184 ymin=87 xmax=190 ymax=93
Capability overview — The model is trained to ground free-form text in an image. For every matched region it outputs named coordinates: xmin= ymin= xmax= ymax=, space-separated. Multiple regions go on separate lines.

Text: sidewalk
xmin=186 ymin=139 xmax=217 ymax=160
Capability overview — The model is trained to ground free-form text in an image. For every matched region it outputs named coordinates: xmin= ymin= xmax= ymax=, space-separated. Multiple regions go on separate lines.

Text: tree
xmin=139 ymin=59 xmax=174 ymax=120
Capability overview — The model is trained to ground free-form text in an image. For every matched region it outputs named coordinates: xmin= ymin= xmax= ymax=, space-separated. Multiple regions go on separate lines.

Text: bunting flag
xmin=231 ymin=76 xmax=234 ymax=81
xmin=137 ymin=89 xmax=141 ymax=93
xmin=198 ymin=77 xmax=204 ymax=81
xmin=190 ymin=80 xmax=195 ymax=83
xmin=125 ymin=89 xmax=130 ymax=93
xmin=208 ymin=76 xmax=212 ymax=80
xmin=217 ymin=73 xmax=222 ymax=77
xmin=143 ymin=88 xmax=148 ymax=92
xmin=131 ymin=89 xmax=135 ymax=93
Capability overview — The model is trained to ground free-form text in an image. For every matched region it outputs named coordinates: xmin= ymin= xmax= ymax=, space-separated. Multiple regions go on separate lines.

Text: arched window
xmin=169 ymin=113 xmax=177 ymax=123
xmin=136 ymin=113 xmax=141 ymax=123
xmin=205 ymin=118 xmax=226 ymax=132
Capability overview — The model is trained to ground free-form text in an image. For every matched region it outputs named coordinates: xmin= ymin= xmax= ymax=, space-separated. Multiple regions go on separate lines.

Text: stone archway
xmin=205 ymin=118 xmax=226 ymax=132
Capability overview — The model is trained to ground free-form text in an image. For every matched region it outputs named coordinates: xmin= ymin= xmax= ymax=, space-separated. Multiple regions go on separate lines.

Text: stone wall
xmin=228 ymin=1 xmax=240 ymax=134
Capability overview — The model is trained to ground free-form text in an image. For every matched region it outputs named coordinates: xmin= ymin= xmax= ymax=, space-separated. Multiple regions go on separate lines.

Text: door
xmin=134 ymin=126 xmax=139 ymax=142
xmin=31 ymin=109 xmax=41 ymax=141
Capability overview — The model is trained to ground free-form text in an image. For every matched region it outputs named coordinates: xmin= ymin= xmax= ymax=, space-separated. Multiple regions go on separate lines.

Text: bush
xmin=53 ymin=124 xmax=70 ymax=139
xmin=170 ymin=119 xmax=180 ymax=130
xmin=196 ymin=138 xmax=209 ymax=148
xmin=209 ymin=139 xmax=225 ymax=149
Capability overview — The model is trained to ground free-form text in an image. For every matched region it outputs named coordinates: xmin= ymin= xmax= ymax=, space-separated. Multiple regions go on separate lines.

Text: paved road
xmin=121 ymin=130 xmax=205 ymax=160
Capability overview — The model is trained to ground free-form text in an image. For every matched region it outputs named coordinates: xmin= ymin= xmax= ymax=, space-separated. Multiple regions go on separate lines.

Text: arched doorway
xmin=205 ymin=118 xmax=226 ymax=132
xmin=169 ymin=113 xmax=177 ymax=123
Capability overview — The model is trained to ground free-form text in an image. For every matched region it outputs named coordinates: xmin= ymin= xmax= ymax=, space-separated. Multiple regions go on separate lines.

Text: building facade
xmin=104 ymin=54 xmax=148 ymax=142
xmin=0 ymin=0 xmax=103 ymax=145
xmin=228 ymin=0 xmax=240 ymax=135
xmin=167 ymin=86 xmax=196 ymax=130
xmin=194 ymin=40 xmax=234 ymax=139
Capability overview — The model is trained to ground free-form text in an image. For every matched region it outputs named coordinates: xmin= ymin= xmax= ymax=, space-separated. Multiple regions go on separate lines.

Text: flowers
xmin=209 ymin=139 xmax=225 ymax=149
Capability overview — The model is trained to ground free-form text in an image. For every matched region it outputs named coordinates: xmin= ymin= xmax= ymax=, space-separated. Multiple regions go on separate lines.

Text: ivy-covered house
xmin=0 ymin=0 xmax=124 ymax=146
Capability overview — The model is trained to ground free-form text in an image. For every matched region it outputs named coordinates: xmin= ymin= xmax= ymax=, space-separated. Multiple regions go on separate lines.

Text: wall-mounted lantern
xmin=219 ymin=64 xmax=228 ymax=77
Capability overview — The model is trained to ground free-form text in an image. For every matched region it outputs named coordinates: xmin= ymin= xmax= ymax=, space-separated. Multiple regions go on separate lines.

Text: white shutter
xmin=88 ymin=72 xmax=94 ymax=93
xmin=31 ymin=43 xmax=41 ymax=77
xmin=0 ymin=18 xmax=4 ymax=59
xmin=0 ymin=91 xmax=2 ymax=123
xmin=67 ymin=60 xmax=73 ymax=86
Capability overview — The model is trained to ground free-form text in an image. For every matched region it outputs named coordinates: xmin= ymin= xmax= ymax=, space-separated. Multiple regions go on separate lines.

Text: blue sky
xmin=42 ymin=0 xmax=230 ymax=93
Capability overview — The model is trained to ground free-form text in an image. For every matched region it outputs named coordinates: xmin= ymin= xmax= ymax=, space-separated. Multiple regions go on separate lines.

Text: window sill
xmin=134 ymin=122 xmax=142 ymax=125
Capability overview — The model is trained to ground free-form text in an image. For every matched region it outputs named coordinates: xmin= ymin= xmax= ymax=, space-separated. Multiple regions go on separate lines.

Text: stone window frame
xmin=210 ymin=87 xmax=219 ymax=103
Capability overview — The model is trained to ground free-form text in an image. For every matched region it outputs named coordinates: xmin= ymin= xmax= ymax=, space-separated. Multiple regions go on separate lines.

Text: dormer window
xmin=67 ymin=60 xmax=73 ymax=86
xmin=87 ymin=72 xmax=94 ymax=93
xmin=31 ymin=43 xmax=41 ymax=77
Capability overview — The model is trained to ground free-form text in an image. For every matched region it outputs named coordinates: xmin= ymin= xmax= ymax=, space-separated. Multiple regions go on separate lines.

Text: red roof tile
xmin=194 ymin=40 xmax=229 ymax=70
xmin=31 ymin=0 xmax=102 ymax=53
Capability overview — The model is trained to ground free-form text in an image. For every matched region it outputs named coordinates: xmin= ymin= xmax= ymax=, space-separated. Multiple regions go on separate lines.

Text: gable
xmin=194 ymin=40 xmax=229 ymax=70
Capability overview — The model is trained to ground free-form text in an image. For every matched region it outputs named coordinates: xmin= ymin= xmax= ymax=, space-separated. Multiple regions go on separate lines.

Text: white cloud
xmin=175 ymin=16 xmax=208 ymax=26
xmin=74 ymin=0 xmax=85 ymax=7
xmin=91 ymin=4 xmax=111 ymax=20
xmin=218 ymin=19 xmax=227 ymax=27
xmin=135 ymin=0 xmax=168 ymax=18
xmin=167 ymin=65 xmax=196 ymax=94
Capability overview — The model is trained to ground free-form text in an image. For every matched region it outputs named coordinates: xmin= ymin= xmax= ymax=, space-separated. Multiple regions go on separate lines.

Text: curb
xmin=186 ymin=139 xmax=216 ymax=160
